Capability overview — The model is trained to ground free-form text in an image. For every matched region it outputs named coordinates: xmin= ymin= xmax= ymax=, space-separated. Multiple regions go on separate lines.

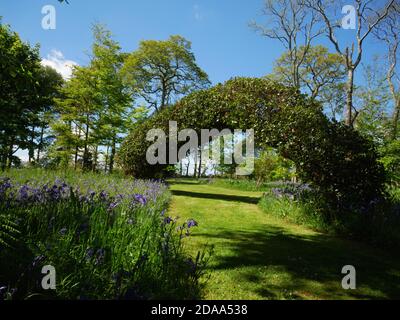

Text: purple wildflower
xmin=99 ymin=190 xmax=108 ymax=201
xmin=85 ymin=248 xmax=94 ymax=261
xmin=187 ymin=219 xmax=198 ymax=228
xmin=133 ymin=194 xmax=147 ymax=206
xmin=163 ymin=217 xmax=173 ymax=224
xmin=108 ymin=202 xmax=119 ymax=212
xmin=95 ymin=248 xmax=106 ymax=265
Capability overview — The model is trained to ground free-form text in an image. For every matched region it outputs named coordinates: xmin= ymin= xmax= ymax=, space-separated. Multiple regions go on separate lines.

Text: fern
xmin=0 ymin=214 xmax=20 ymax=248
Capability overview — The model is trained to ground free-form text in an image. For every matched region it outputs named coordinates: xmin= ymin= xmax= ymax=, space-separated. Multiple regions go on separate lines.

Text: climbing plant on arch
xmin=117 ymin=78 xmax=386 ymax=214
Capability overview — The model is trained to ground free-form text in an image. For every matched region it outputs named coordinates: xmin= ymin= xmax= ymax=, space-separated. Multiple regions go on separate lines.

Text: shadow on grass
xmin=171 ymin=190 xmax=261 ymax=204
xmin=194 ymin=226 xmax=400 ymax=299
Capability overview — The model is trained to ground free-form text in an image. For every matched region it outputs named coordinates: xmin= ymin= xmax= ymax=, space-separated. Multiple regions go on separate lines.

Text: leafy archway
xmin=117 ymin=78 xmax=385 ymax=213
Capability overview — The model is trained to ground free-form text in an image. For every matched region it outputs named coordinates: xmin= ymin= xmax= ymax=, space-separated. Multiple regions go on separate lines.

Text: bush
xmin=379 ymin=140 xmax=400 ymax=185
xmin=0 ymin=170 xmax=208 ymax=300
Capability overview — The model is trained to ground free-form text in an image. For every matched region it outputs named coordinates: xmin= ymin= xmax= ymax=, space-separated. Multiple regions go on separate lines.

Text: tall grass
xmin=0 ymin=169 xmax=208 ymax=300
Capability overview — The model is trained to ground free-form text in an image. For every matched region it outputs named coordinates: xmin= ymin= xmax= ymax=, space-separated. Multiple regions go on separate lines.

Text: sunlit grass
xmin=168 ymin=178 xmax=400 ymax=300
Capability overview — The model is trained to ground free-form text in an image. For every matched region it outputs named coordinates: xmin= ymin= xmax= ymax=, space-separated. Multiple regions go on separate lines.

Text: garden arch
xmin=118 ymin=78 xmax=385 ymax=213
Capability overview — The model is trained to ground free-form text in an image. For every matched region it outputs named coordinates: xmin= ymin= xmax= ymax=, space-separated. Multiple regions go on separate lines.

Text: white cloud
xmin=41 ymin=49 xmax=78 ymax=80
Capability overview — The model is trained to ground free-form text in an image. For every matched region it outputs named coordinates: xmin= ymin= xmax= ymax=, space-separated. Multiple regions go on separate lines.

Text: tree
xmin=271 ymin=45 xmax=346 ymax=100
xmin=53 ymin=65 xmax=101 ymax=170
xmin=89 ymin=24 xmax=135 ymax=172
xmin=122 ymin=35 xmax=210 ymax=111
xmin=28 ymin=66 xmax=63 ymax=165
xmin=305 ymin=0 xmax=396 ymax=126
xmin=52 ymin=24 xmax=140 ymax=172
xmin=0 ymin=21 xmax=61 ymax=169
xmin=373 ymin=2 xmax=400 ymax=140
xmin=355 ymin=62 xmax=391 ymax=144
xmin=251 ymin=0 xmax=324 ymax=89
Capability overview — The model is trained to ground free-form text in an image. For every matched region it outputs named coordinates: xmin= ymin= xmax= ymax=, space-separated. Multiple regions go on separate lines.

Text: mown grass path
xmin=168 ymin=179 xmax=400 ymax=300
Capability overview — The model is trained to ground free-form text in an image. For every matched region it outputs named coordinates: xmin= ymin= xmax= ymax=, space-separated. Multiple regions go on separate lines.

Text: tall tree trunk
xmin=198 ymin=147 xmax=202 ymax=178
xmin=109 ymin=136 xmax=116 ymax=173
xmin=392 ymin=99 xmax=400 ymax=140
xmin=36 ymin=125 xmax=45 ymax=163
xmin=345 ymin=68 xmax=355 ymax=126
xmin=388 ymin=67 xmax=400 ymax=140
xmin=83 ymin=114 xmax=90 ymax=170
xmin=160 ymin=79 xmax=167 ymax=110
xmin=1 ymin=142 xmax=7 ymax=171
xmin=185 ymin=157 xmax=190 ymax=177
xmin=74 ymin=147 xmax=79 ymax=170
xmin=193 ymin=152 xmax=197 ymax=178
xmin=28 ymin=126 xmax=35 ymax=164
xmin=7 ymin=142 xmax=13 ymax=169
xmin=92 ymin=145 xmax=98 ymax=172
xmin=105 ymin=145 xmax=109 ymax=173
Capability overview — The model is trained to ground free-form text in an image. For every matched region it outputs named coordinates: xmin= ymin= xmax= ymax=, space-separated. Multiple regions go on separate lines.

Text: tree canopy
xmin=0 ymin=21 xmax=63 ymax=169
xmin=122 ymin=35 xmax=210 ymax=111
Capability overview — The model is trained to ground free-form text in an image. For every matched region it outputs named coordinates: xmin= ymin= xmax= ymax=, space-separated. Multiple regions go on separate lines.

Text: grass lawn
xmin=168 ymin=179 xmax=400 ymax=300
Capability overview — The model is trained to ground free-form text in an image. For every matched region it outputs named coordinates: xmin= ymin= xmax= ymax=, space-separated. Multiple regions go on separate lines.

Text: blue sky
xmin=0 ymin=0 xmax=285 ymax=84
xmin=0 ymin=0 xmax=384 ymax=85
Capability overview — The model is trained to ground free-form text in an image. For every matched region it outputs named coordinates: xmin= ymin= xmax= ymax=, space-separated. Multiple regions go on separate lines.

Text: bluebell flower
xmin=163 ymin=217 xmax=173 ymax=224
xmin=59 ymin=228 xmax=67 ymax=236
xmin=187 ymin=219 xmax=198 ymax=228
xmin=134 ymin=194 xmax=147 ymax=205
xmin=85 ymin=248 xmax=94 ymax=261
xmin=108 ymin=202 xmax=119 ymax=212
xmin=18 ymin=185 xmax=30 ymax=201
xmin=99 ymin=190 xmax=108 ymax=201
xmin=95 ymin=248 xmax=106 ymax=265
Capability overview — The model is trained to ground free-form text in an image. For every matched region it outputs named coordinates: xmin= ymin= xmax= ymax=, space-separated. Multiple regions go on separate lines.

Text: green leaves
xmin=0 ymin=22 xmax=62 ymax=169
xmin=0 ymin=214 xmax=20 ymax=248
xmin=122 ymin=35 xmax=210 ymax=111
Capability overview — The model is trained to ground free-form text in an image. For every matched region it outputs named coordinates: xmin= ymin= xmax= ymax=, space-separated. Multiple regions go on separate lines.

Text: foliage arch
xmin=118 ymin=78 xmax=385 ymax=212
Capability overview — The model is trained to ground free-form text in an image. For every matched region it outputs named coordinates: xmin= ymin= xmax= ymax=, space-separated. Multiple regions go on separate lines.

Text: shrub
xmin=379 ymin=140 xmax=400 ymax=185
